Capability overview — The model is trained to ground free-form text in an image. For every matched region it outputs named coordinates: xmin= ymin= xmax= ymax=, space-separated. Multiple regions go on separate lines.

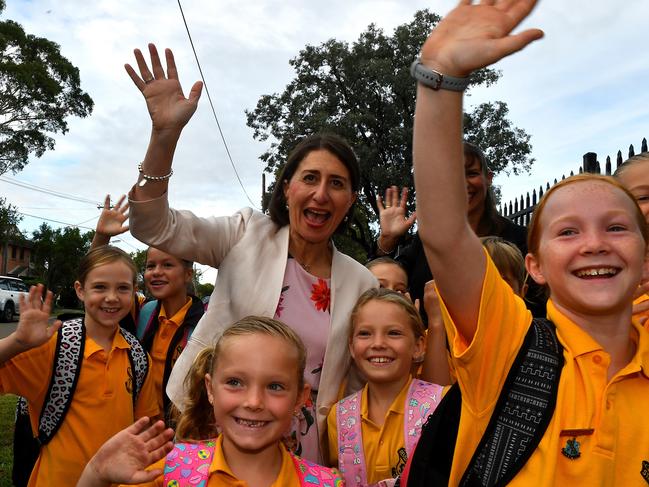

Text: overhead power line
xmin=0 ymin=176 xmax=101 ymax=206
xmin=176 ymin=0 xmax=259 ymax=210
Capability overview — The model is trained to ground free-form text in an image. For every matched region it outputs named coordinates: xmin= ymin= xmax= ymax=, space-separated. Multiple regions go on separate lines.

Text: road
xmin=0 ymin=319 xmax=17 ymax=339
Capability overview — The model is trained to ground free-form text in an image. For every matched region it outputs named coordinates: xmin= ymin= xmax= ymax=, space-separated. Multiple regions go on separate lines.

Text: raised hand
xmin=377 ymin=186 xmax=416 ymax=254
xmin=420 ymin=0 xmax=543 ymax=77
xmin=125 ymin=43 xmax=203 ymax=134
xmin=96 ymin=194 xmax=129 ymax=238
xmin=14 ymin=285 xmax=61 ymax=351
xmin=78 ymin=417 xmax=174 ymax=486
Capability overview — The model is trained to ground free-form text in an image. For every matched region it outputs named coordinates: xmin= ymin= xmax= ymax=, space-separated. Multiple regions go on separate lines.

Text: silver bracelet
xmin=137 ymin=162 xmax=173 ymax=187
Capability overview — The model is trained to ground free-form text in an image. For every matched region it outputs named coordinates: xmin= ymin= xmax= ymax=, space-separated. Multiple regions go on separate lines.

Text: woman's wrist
xmin=377 ymin=234 xmax=399 ymax=255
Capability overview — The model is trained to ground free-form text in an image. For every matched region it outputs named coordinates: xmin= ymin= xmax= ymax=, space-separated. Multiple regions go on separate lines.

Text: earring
xmin=413 ymin=354 xmax=425 ymax=364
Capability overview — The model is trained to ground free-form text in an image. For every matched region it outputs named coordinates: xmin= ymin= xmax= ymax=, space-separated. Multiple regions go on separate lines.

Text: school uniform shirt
xmin=123 ymin=435 xmax=299 ymax=487
xmin=0 ymin=328 xmax=159 ymax=487
xmin=439 ymin=250 xmax=649 ymax=486
xmin=150 ymin=297 xmax=192 ymax=413
xmin=326 ymin=377 xmax=414 ymax=483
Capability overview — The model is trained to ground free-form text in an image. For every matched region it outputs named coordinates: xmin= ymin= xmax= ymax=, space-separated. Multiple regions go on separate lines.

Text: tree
xmin=0 ymin=2 xmax=94 ymax=175
xmin=31 ymin=223 xmax=93 ymax=307
xmin=0 ymin=195 xmax=21 ymax=242
xmin=246 ymin=10 xmax=534 ymax=259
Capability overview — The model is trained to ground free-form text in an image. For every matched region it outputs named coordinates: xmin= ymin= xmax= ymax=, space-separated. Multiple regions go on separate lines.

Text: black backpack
xmin=401 ymin=318 xmax=564 ymax=486
xmin=12 ymin=318 xmax=148 ymax=487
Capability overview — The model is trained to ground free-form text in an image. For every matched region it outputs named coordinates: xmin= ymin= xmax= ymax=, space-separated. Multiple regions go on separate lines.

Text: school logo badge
xmin=561 ymin=438 xmax=581 ymax=460
xmin=641 ymin=460 xmax=649 ymax=484
xmin=125 ymin=366 xmax=134 ymax=394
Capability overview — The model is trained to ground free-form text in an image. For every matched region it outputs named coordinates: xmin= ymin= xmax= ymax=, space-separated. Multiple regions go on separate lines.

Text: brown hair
xmin=527 ymin=174 xmax=649 ymax=256
xmin=267 ymin=133 xmax=360 ymax=233
xmin=480 ymin=236 xmax=526 ymax=292
xmin=174 ymin=316 xmax=307 ymax=441
xmin=77 ymin=245 xmax=137 ymax=286
xmin=349 ymin=288 xmax=424 ymax=342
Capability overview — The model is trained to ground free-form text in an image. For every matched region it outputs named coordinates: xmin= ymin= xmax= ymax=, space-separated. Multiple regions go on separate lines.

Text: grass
xmin=0 ymin=394 xmax=17 ymax=487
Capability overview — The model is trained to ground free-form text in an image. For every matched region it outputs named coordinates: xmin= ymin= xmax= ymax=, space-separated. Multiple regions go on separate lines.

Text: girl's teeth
xmin=369 ymin=357 xmax=392 ymax=363
xmin=236 ymin=418 xmax=266 ymax=427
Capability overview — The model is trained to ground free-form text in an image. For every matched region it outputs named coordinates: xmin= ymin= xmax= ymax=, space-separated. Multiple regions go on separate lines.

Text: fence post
xmin=583 ymin=152 xmax=598 ymax=173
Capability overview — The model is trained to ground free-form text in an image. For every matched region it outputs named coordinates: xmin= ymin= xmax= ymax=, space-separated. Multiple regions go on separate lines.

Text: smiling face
xmin=526 ymin=180 xmax=647 ymax=319
xmin=464 ymin=153 xmax=492 ymax=218
xmin=205 ymin=333 xmax=309 ymax=456
xmin=616 ymin=160 xmax=649 ymax=225
xmin=283 ymin=149 xmax=357 ymax=245
xmin=75 ymin=260 xmax=134 ymax=334
xmin=144 ymin=248 xmax=191 ymax=300
xmin=349 ymin=300 xmax=424 ymax=386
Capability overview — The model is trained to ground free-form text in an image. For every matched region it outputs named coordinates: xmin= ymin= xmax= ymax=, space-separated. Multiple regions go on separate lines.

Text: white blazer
xmin=129 ymin=195 xmax=377 ymax=445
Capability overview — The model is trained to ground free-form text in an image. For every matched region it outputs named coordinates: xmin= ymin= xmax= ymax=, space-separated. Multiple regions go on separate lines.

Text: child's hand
xmin=632 ymin=280 xmax=649 ymax=326
xmin=423 ymin=280 xmax=443 ymax=329
xmin=420 ymin=0 xmax=543 ymax=78
xmin=96 ymin=194 xmax=130 ymax=238
xmin=80 ymin=417 xmax=174 ymax=486
xmin=13 ymin=285 xmax=61 ymax=351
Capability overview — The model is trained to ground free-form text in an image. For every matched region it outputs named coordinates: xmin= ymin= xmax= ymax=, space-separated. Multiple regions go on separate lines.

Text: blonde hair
xmin=349 ymin=288 xmax=424 ymax=341
xmin=480 ymin=236 xmax=526 ymax=292
xmin=527 ymin=174 xmax=648 ymax=256
xmin=174 ymin=316 xmax=307 ymax=441
xmin=77 ymin=245 xmax=137 ymax=286
xmin=613 ymin=151 xmax=649 ymax=178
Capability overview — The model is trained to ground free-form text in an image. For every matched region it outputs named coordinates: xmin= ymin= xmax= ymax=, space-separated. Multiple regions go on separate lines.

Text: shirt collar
xmin=84 ymin=327 xmax=130 ymax=357
xmin=360 ymin=375 xmax=412 ymax=422
xmin=159 ymin=296 xmax=192 ymax=325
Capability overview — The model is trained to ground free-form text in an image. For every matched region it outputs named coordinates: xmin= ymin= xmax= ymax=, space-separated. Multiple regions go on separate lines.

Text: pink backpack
xmin=163 ymin=439 xmax=343 ymax=486
xmin=336 ymin=379 xmax=443 ymax=487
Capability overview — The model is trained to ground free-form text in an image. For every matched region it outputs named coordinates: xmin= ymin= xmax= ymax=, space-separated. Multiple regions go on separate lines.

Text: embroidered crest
xmin=561 ymin=438 xmax=581 ymax=459
xmin=641 ymin=460 xmax=649 ymax=484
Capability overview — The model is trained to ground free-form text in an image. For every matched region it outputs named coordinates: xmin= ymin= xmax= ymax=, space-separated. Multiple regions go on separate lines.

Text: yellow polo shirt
xmin=0 ymin=327 xmax=159 ymax=487
xmin=633 ymin=293 xmax=649 ymax=328
xmin=327 ymin=377 xmax=413 ymax=484
xmin=440 ymin=252 xmax=649 ymax=486
xmin=126 ymin=435 xmax=300 ymax=486
xmin=150 ymin=298 xmax=192 ymax=412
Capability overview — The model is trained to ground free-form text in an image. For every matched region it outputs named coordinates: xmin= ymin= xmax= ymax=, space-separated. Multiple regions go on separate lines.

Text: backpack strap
xmin=290 ymin=452 xmax=344 ymax=486
xmin=119 ymin=327 xmax=149 ymax=406
xmin=336 ymin=390 xmax=367 ymax=486
xmin=136 ymin=300 xmax=159 ymax=341
xmin=37 ymin=317 xmax=85 ymax=445
xmin=401 ymin=318 xmax=563 ymax=487
xmin=459 ymin=317 xmax=563 ymax=486
xmin=164 ymin=440 xmax=215 ymax=484
xmin=403 ymin=379 xmax=443 ymax=456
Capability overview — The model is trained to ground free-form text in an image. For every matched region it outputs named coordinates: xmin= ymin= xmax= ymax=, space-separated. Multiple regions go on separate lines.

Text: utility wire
xmin=0 ymin=176 xmax=101 ymax=206
xmin=176 ymin=0 xmax=259 ymax=210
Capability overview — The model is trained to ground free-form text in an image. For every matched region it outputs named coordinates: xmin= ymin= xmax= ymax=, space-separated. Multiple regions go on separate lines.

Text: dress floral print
xmin=274 ymin=257 xmax=331 ymax=462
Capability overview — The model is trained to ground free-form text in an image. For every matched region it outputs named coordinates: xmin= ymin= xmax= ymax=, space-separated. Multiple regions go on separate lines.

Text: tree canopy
xmin=0 ymin=3 xmax=94 ymax=174
xmin=246 ymin=10 xmax=534 ymax=258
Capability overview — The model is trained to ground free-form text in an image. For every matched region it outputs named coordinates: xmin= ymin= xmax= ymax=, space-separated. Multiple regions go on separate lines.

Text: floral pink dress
xmin=274 ymin=257 xmax=331 ymax=462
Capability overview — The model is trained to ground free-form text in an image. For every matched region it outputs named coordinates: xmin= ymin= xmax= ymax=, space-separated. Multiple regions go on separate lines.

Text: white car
xmin=0 ymin=276 xmax=30 ymax=322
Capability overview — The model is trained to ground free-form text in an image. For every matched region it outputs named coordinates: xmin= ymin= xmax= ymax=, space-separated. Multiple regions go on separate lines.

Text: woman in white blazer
xmin=124 ymin=44 xmax=377 ymax=461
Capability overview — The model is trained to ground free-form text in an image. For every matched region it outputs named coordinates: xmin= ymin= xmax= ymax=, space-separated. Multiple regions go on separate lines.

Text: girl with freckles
xmin=402 ymin=0 xmax=649 ymax=485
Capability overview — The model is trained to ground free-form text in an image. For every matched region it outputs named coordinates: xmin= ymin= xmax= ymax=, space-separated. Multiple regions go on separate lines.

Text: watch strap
xmin=410 ymin=59 xmax=470 ymax=92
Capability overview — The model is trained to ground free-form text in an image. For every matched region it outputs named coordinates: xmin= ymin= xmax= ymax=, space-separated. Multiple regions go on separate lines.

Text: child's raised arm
xmin=0 ymin=285 xmax=61 ymax=364
xmin=76 ymin=417 xmax=174 ymax=487
xmin=413 ymin=0 xmax=542 ymax=342
xmin=90 ymin=194 xmax=130 ymax=249
xmin=420 ymin=280 xmax=452 ymax=385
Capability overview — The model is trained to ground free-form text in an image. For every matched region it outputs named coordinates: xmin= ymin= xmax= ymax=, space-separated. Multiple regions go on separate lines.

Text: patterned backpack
xmin=336 ymin=379 xmax=443 ymax=487
xmin=12 ymin=318 xmax=149 ymax=487
xmin=164 ymin=440 xmax=344 ymax=486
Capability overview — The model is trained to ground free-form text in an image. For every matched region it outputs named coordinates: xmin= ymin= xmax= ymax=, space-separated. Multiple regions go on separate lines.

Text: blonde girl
xmin=401 ymin=1 xmax=649 ymax=485
xmin=77 ymin=316 xmax=343 ymax=487
xmin=327 ymin=288 xmax=442 ymax=486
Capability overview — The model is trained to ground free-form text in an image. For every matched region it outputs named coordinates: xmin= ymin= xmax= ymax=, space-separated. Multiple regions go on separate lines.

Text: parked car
xmin=0 ymin=276 xmax=30 ymax=322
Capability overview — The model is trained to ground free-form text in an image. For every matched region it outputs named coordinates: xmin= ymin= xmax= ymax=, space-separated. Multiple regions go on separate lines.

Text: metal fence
xmin=500 ymin=138 xmax=648 ymax=227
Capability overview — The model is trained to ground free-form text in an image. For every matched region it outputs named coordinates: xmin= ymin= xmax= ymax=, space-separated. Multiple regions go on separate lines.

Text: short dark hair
xmin=268 ymin=133 xmax=360 ymax=231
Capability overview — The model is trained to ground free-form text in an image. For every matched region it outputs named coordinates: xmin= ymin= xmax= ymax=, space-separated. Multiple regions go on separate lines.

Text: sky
xmin=2 ymin=0 xmax=649 ymax=283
